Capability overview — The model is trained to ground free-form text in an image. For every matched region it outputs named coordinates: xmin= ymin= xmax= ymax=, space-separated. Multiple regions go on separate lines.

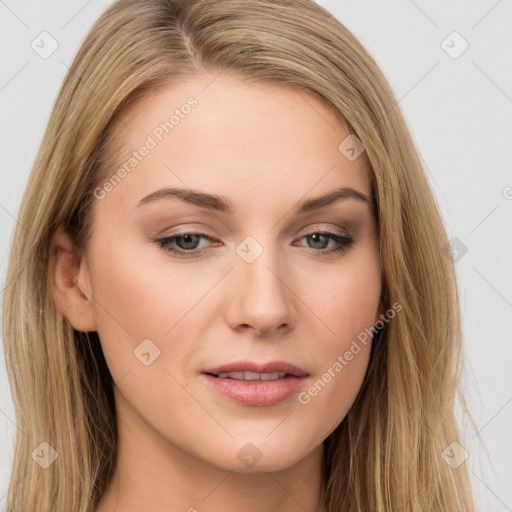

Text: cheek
xmin=297 ymin=307 xmax=374 ymax=446
xmin=294 ymin=252 xmax=379 ymax=433
xmin=297 ymin=346 xmax=371 ymax=448
xmin=84 ymin=232 xmax=213 ymax=381
xmin=84 ymin=239 xmax=219 ymax=439
xmin=302 ymin=248 xmax=381 ymax=342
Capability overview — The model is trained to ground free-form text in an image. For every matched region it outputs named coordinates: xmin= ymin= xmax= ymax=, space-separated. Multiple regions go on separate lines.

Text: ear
xmin=50 ymin=229 xmax=97 ymax=332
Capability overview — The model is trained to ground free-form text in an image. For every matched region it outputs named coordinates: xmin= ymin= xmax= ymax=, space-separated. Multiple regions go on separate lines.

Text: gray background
xmin=1 ymin=1 xmax=511 ymax=510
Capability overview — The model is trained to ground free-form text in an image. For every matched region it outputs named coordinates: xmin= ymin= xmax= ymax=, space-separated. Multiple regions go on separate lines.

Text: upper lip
xmin=202 ymin=360 xmax=309 ymax=377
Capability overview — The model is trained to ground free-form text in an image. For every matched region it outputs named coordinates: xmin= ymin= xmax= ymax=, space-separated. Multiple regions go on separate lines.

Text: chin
xmin=196 ymin=431 xmax=321 ymax=474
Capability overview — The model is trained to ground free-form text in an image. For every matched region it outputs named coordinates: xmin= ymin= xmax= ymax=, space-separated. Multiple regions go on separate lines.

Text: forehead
xmin=97 ymin=72 xmax=372 ymax=215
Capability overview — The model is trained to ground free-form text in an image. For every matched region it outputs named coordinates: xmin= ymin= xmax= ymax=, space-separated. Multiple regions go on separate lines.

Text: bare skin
xmin=51 ymin=72 xmax=382 ymax=512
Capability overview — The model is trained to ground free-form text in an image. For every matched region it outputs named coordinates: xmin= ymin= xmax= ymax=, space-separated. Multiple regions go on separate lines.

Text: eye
xmin=153 ymin=230 xmax=355 ymax=259
xmin=155 ymin=232 xmax=216 ymax=258
xmin=295 ymin=232 xmax=355 ymax=255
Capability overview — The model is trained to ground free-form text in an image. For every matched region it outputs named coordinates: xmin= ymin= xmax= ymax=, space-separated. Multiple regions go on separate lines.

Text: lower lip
xmin=201 ymin=374 xmax=308 ymax=406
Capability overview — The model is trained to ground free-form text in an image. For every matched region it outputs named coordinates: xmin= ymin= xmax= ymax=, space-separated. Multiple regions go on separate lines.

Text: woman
xmin=2 ymin=0 xmax=477 ymax=510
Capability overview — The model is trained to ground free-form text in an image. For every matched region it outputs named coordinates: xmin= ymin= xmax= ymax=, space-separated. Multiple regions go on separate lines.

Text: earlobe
xmin=50 ymin=229 xmax=98 ymax=333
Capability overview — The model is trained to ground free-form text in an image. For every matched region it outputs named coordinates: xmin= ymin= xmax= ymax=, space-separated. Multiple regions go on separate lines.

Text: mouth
xmin=202 ymin=360 xmax=309 ymax=378
xmin=208 ymin=370 xmax=291 ymax=381
xmin=201 ymin=360 xmax=309 ymax=407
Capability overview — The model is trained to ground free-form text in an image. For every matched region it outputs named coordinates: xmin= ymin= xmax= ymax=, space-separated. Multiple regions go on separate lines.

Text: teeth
xmin=259 ymin=371 xmax=286 ymax=381
xmin=216 ymin=371 xmax=288 ymax=381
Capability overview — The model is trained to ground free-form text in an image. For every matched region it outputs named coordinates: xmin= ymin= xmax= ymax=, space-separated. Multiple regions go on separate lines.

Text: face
xmin=68 ymin=73 xmax=382 ymax=473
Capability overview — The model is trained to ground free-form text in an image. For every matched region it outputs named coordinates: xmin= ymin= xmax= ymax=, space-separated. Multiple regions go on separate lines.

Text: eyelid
xmin=299 ymin=224 xmax=350 ymax=238
xmin=156 ymin=224 xmax=217 ymax=238
xmin=157 ymin=223 xmax=351 ymax=241
xmin=153 ymin=223 xmax=355 ymax=261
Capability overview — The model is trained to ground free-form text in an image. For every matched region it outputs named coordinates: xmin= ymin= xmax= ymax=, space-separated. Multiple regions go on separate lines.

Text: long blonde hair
xmin=2 ymin=0 xmax=477 ymax=510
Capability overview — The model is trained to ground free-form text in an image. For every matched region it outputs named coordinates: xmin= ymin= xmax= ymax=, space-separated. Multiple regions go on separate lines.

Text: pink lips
xmin=203 ymin=360 xmax=309 ymax=377
xmin=201 ymin=360 xmax=309 ymax=407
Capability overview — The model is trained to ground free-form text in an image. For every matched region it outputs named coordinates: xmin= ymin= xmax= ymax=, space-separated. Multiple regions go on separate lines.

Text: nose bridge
xmin=229 ymin=234 xmax=296 ymax=335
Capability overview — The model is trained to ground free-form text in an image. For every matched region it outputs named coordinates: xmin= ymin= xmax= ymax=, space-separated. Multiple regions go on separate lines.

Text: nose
xmin=225 ymin=249 xmax=298 ymax=337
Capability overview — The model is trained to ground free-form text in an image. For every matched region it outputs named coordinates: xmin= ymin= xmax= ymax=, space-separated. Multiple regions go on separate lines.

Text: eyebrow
xmin=135 ymin=185 xmax=376 ymax=214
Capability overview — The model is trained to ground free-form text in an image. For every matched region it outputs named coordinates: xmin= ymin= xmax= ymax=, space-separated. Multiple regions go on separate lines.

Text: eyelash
xmin=153 ymin=230 xmax=355 ymax=259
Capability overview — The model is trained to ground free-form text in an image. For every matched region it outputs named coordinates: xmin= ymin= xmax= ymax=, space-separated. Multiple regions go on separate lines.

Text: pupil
xmin=309 ymin=233 xmax=328 ymax=249
xmin=178 ymin=234 xmax=199 ymax=250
